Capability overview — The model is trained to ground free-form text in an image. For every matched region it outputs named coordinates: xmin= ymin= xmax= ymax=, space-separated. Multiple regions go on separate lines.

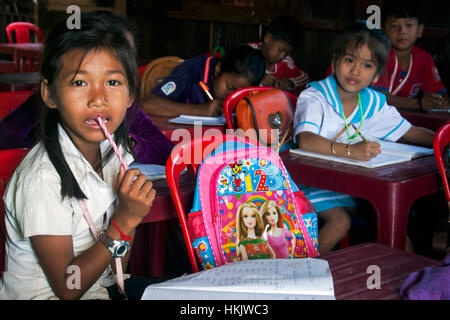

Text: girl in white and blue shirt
xmin=293 ymin=22 xmax=434 ymax=253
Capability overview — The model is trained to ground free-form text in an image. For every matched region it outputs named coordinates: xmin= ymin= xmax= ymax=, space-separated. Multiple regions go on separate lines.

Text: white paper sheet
xmin=142 ymin=258 xmax=335 ymax=300
xmin=169 ymin=115 xmax=227 ymax=126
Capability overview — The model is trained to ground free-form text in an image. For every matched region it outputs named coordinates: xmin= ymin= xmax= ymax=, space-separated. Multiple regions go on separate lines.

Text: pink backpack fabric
xmin=187 ymin=135 xmax=319 ymax=270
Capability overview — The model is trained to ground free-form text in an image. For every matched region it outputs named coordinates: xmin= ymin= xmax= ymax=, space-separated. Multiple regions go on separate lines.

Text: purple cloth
xmin=0 ymin=92 xmax=40 ymax=149
xmin=126 ymin=103 xmax=175 ymax=165
xmin=0 ymin=92 xmax=174 ymax=165
xmin=400 ymin=253 xmax=450 ymax=300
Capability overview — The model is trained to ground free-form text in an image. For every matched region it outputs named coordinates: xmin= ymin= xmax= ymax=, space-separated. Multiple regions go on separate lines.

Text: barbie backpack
xmin=187 ymin=135 xmax=319 ymax=270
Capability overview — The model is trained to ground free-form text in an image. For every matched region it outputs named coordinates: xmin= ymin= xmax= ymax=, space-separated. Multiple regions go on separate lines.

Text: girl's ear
xmin=418 ymin=23 xmax=424 ymax=39
xmin=126 ymin=94 xmax=135 ymax=109
xmin=331 ymin=57 xmax=336 ymax=74
xmin=41 ymin=79 xmax=57 ymax=109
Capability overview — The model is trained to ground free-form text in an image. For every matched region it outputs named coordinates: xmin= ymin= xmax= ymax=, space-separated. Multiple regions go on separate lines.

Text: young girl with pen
xmin=142 ymin=45 xmax=266 ymax=117
xmin=0 ymin=13 xmax=158 ymax=300
xmin=293 ymin=22 xmax=434 ymax=254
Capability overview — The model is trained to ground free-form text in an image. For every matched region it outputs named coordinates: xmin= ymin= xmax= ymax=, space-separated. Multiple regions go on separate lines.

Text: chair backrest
xmin=433 ymin=123 xmax=450 ymax=202
xmin=140 ymin=56 xmax=184 ymax=101
xmin=6 ymin=22 xmax=44 ymax=43
xmin=223 ymin=86 xmax=298 ymax=130
xmin=0 ymin=148 xmax=29 ymax=275
xmin=0 ymin=91 xmax=34 ymax=120
xmin=166 ymin=134 xmax=229 ymax=272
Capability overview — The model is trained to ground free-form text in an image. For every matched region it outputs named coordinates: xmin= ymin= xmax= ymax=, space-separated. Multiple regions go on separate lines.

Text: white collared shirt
xmin=294 ymin=76 xmax=411 ymax=144
xmin=0 ymin=124 xmax=133 ymax=300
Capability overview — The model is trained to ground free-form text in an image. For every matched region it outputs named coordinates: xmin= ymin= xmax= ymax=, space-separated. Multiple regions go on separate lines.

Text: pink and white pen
xmin=97 ymin=116 xmax=128 ymax=170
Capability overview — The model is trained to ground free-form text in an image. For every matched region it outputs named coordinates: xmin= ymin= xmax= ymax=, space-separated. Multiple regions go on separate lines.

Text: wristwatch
xmin=98 ymin=231 xmax=130 ymax=258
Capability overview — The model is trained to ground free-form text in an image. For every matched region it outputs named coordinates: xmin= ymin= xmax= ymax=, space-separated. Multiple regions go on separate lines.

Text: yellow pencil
xmin=199 ymin=81 xmax=214 ymax=101
xmin=351 ymin=124 xmax=367 ymax=142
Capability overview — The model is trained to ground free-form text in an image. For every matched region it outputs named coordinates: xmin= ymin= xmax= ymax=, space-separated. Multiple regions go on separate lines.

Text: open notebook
xmin=290 ymin=139 xmax=433 ymax=169
xmin=128 ymin=162 xmax=166 ymax=181
xmin=141 ymin=258 xmax=335 ymax=300
xmin=169 ymin=115 xmax=226 ymax=126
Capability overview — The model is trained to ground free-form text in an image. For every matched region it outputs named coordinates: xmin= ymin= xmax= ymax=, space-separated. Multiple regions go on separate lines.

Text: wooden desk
xmin=400 ymin=109 xmax=450 ymax=132
xmin=318 ymin=243 xmax=441 ymax=300
xmin=281 ymin=152 xmax=442 ymax=250
xmin=0 ymin=43 xmax=42 ymax=72
xmin=0 ymin=72 xmax=40 ymax=91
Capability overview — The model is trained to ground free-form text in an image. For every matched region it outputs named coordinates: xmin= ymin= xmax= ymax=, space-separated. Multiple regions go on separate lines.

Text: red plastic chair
xmin=434 ymin=124 xmax=450 ymax=202
xmin=6 ymin=22 xmax=43 ymax=44
xmin=0 ymin=148 xmax=29 ymax=276
xmin=432 ymin=124 xmax=450 ymax=252
xmin=0 ymin=91 xmax=33 ymax=120
xmin=138 ymin=65 xmax=147 ymax=78
xmin=223 ymin=86 xmax=298 ymax=131
xmin=166 ymin=134 xmax=238 ymax=273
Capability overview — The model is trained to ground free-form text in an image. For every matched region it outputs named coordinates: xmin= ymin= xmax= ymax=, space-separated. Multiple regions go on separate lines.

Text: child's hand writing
xmin=349 ymin=141 xmax=381 ymax=161
xmin=274 ymin=78 xmax=294 ymax=90
xmin=114 ymin=167 xmax=156 ymax=230
xmin=204 ymin=100 xmax=223 ymax=116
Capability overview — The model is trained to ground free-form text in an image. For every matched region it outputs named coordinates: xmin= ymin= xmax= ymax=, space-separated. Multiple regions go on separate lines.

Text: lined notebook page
xmin=142 ymin=258 xmax=335 ymax=300
xmin=290 ymin=148 xmax=410 ymax=168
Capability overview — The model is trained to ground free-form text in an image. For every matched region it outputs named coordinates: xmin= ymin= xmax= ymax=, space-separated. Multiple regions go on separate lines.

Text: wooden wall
xmin=9 ymin=0 xmax=449 ymax=87
xmin=128 ymin=0 xmax=449 ymax=83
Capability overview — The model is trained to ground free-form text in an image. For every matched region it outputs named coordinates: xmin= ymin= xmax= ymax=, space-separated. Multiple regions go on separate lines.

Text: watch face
xmin=114 ymin=242 xmax=130 ymax=258
xmin=116 ymin=244 xmax=128 ymax=257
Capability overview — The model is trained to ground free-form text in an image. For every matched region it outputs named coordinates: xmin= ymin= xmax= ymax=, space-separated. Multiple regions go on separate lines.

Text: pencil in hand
xmin=199 ymin=81 xmax=214 ymax=101
xmin=351 ymin=124 xmax=367 ymax=143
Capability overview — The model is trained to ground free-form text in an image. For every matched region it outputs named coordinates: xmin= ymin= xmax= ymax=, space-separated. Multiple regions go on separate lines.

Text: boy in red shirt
xmin=248 ymin=15 xmax=310 ymax=96
xmin=372 ymin=1 xmax=449 ymax=111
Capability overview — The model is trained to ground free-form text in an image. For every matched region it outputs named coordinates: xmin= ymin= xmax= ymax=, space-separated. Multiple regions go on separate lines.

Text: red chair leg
xmin=149 ymin=220 xmax=168 ymax=277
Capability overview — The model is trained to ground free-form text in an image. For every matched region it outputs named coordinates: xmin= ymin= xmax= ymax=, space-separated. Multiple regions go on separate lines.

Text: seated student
xmin=293 ymin=22 xmax=434 ymax=254
xmin=371 ymin=1 xmax=449 ymax=111
xmin=141 ymin=45 xmax=265 ymax=117
xmin=0 ymin=11 xmax=159 ymax=300
xmin=248 ymin=14 xmax=310 ymax=96
xmin=0 ymin=11 xmax=174 ymax=165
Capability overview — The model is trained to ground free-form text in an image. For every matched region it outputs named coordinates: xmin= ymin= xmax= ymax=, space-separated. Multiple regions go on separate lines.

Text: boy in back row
xmin=372 ymin=1 xmax=449 ymax=110
xmin=248 ymin=14 xmax=310 ymax=96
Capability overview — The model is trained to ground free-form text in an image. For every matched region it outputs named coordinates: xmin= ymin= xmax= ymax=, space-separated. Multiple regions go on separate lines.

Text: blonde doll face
xmin=242 ymin=207 xmax=258 ymax=228
xmin=264 ymin=207 xmax=279 ymax=224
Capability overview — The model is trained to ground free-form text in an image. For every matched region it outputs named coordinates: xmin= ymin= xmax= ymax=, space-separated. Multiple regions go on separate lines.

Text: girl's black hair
xmin=332 ymin=21 xmax=390 ymax=75
xmin=39 ymin=11 xmax=139 ymax=200
xmin=219 ymin=45 xmax=266 ymax=86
